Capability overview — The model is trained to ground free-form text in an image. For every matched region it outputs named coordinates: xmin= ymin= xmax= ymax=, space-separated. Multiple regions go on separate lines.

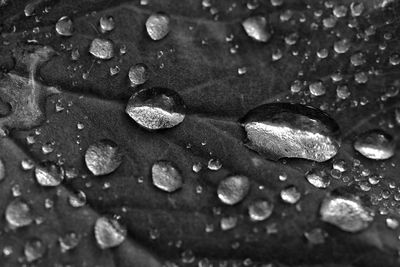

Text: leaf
xmin=1 ymin=0 xmax=400 ymax=266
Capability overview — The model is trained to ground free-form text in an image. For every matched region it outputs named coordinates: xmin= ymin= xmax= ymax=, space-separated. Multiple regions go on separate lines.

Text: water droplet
xmin=146 ymin=13 xmax=170 ymax=41
xmin=320 ymin=194 xmax=374 ymax=232
xmin=5 ymin=199 xmax=33 ymax=228
xmin=220 ymin=216 xmax=237 ymax=231
xmin=89 ymin=38 xmax=114 ymax=60
xmin=85 ymin=139 xmax=123 ymax=176
xmin=334 ymin=39 xmax=350 ymax=54
xmin=55 ymin=16 xmax=73 ymax=36
xmin=152 ymin=160 xmax=183 ymax=192
xmin=242 ymin=15 xmax=272 ymax=42
xmin=217 ymin=175 xmax=250 ymax=205
xmin=21 ymin=159 xmax=34 ymax=170
xmin=350 ymin=2 xmax=364 ymax=17
xmin=0 ymin=158 xmax=5 ymax=181
xmin=386 ymin=217 xmax=399 ymax=229
xmin=304 ymin=228 xmax=327 ymax=245
xmin=59 ymin=232 xmax=80 ymax=252
xmin=280 ymin=186 xmax=301 ymax=204
xmin=305 ymin=171 xmax=331 ymax=189
xmin=192 ymin=162 xmax=202 ymax=173
xmin=248 ymin=199 xmax=273 ymax=221
xmin=354 ymin=130 xmax=395 ymax=160
xmin=99 ymin=16 xmax=115 ymax=33
xmin=95 ymin=217 xmax=126 ymax=249
xmin=240 ymin=103 xmax=341 ymax=162
xmin=309 ymin=81 xmax=326 ymax=96
xmin=35 ymin=162 xmax=64 ymax=187
xmin=68 ymin=190 xmax=87 ymax=208
xmin=125 ymin=87 xmax=186 ymax=130
xmin=207 ymin=158 xmax=222 ymax=171
xmin=128 ymin=63 xmax=149 ymax=86
xmin=24 ymin=238 xmax=46 ymax=262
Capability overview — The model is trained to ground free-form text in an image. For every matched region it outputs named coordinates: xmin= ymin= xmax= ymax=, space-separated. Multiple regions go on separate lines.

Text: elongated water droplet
xmin=125 ymin=87 xmax=186 ymax=130
xmin=280 ymin=185 xmax=301 ymax=204
xmin=320 ymin=194 xmax=374 ymax=232
xmin=152 ymin=160 xmax=183 ymax=192
xmin=85 ymin=139 xmax=123 ymax=176
xmin=242 ymin=15 xmax=272 ymax=42
xmin=248 ymin=199 xmax=273 ymax=221
xmin=6 ymin=199 xmax=33 ymax=228
xmin=240 ymin=103 xmax=341 ymax=162
xmin=217 ymin=175 xmax=250 ymax=205
xmin=35 ymin=162 xmax=64 ymax=187
xmin=95 ymin=217 xmax=127 ymax=249
xmin=128 ymin=63 xmax=149 ymax=86
xmin=354 ymin=129 xmax=395 ymax=160
xmin=89 ymin=38 xmax=114 ymax=60
xmin=146 ymin=13 xmax=170 ymax=41
xmin=24 ymin=238 xmax=46 ymax=262
xmin=306 ymin=171 xmax=331 ymax=189
xmin=55 ymin=16 xmax=73 ymax=36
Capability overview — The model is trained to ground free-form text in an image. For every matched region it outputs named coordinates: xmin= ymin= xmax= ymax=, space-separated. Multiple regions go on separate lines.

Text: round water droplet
xmin=59 ymin=232 xmax=80 ymax=252
xmin=68 ymin=190 xmax=87 ymax=208
xmin=146 ymin=13 xmax=170 ymax=41
xmin=306 ymin=171 xmax=331 ymax=189
xmin=35 ymin=162 xmax=64 ymax=187
xmin=55 ymin=16 xmax=73 ymax=36
xmin=99 ymin=16 xmax=115 ymax=33
xmin=240 ymin=103 xmax=341 ymax=162
xmin=354 ymin=129 xmax=395 ymax=160
xmin=24 ymin=238 xmax=46 ymax=262
xmin=128 ymin=63 xmax=149 ymax=86
xmin=217 ymin=175 xmax=250 ymax=205
xmin=5 ymin=199 xmax=33 ymax=228
xmin=280 ymin=186 xmax=301 ymax=204
xmin=248 ymin=199 xmax=273 ymax=221
xmin=89 ymin=38 xmax=114 ymax=60
xmin=309 ymin=81 xmax=326 ymax=96
xmin=242 ymin=15 xmax=272 ymax=42
xmin=320 ymin=194 xmax=374 ymax=232
xmin=152 ymin=160 xmax=183 ymax=192
xmin=125 ymin=87 xmax=186 ymax=130
xmin=95 ymin=216 xmax=127 ymax=249
xmin=334 ymin=39 xmax=350 ymax=54
xmin=207 ymin=158 xmax=222 ymax=171
xmin=85 ymin=139 xmax=123 ymax=176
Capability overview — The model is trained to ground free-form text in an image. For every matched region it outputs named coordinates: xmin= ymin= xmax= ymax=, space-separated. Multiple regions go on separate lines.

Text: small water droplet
xmin=152 ymin=160 xmax=183 ymax=192
xmin=35 ymin=161 xmax=64 ymax=187
xmin=6 ymin=199 xmax=33 ymax=228
xmin=242 ymin=15 xmax=272 ymax=42
xmin=386 ymin=217 xmax=399 ymax=229
xmin=95 ymin=217 xmax=127 ymax=249
xmin=220 ymin=216 xmax=238 ymax=231
xmin=248 ymin=199 xmax=273 ymax=221
xmin=146 ymin=13 xmax=170 ymax=41
xmin=304 ymin=228 xmax=327 ymax=245
xmin=85 ymin=139 xmax=123 ymax=176
xmin=89 ymin=38 xmax=114 ymax=60
xmin=125 ymin=87 xmax=186 ymax=130
xmin=309 ymin=81 xmax=326 ymax=96
xmin=217 ymin=175 xmax=250 ymax=205
xmin=354 ymin=129 xmax=395 ymax=160
xmin=280 ymin=186 xmax=301 ymax=204
xmin=334 ymin=39 xmax=350 ymax=54
xmin=55 ymin=16 xmax=73 ymax=36
xmin=306 ymin=171 xmax=331 ymax=189
xmin=207 ymin=158 xmax=222 ymax=171
xmin=59 ymin=232 xmax=80 ymax=252
xmin=128 ymin=63 xmax=149 ymax=86
xmin=99 ymin=16 xmax=115 ymax=33
xmin=68 ymin=190 xmax=87 ymax=208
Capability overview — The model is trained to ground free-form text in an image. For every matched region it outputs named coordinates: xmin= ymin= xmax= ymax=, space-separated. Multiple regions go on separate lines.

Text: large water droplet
xmin=353 ymin=129 xmax=395 ymax=160
xmin=128 ymin=63 xmax=149 ymax=87
xmin=248 ymin=199 xmax=273 ymax=221
xmin=85 ymin=139 xmax=123 ymax=176
xmin=320 ymin=194 xmax=374 ymax=232
xmin=152 ymin=160 xmax=183 ymax=192
xmin=5 ymin=199 xmax=33 ymax=228
xmin=240 ymin=103 xmax=341 ymax=162
xmin=146 ymin=13 xmax=170 ymax=41
xmin=125 ymin=87 xmax=186 ymax=130
xmin=242 ymin=15 xmax=272 ymax=42
xmin=95 ymin=216 xmax=127 ymax=249
xmin=89 ymin=38 xmax=114 ymax=60
xmin=35 ymin=162 xmax=64 ymax=187
xmin=55 ymin=16 xmax=73 ymax=36
xmin=24 ymin=238 xmax=46 ymax=262
xmin=217 ymin=175 xmax=250 ymax=205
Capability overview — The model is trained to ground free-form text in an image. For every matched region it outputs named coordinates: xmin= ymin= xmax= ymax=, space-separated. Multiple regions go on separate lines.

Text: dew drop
xmin=146 ymin=13 xmax=170 ymax=41
xmin=334 ymin=39 xmax=350 ymax=54
xmin=95 ymin=216 xmax=127 ymax=249
xmin=386 ymin=217 xmax=399 ymax=229
xmin=217 ymin=175 xmax=250 ymax=205
xmin=354 ymin=129 xmax=395 ymax=160
xmin=55 ymin=16 xmax=73 ymax=36
xmin=220 ymin=216 xmax=237 ymax=231
xmin=280 ymin=185 xmax=301 ymax=204
xmin=125 ymin=87 xmax=186 ymax=130
xmin=248 ymin=199 xmax=273 ymax=221
xmin=24 ymin=238 xmax=46 ymax=262
xmin=151 ymin=160 xmax=183 ymax=192
xmin=128 ymin=63 xmax=149 ymax=87
xmin=85 ymin=139 xmax=123 ymax=176
xmin=35 ymin=161 xmax=64 ymax=187
xmin=309 ymin=81 xmax=326 ymax=96
xmin=5 ymin=199 xmax=33 ymax=228
xmin=305 ymin=171 xmax=331 ymax=189
xmin=68 ymin=190 xmax=87 ymax=208
xmin=99 ymin=16 xmax=115 ymax=33
xmin=59 ymin=232 xmax=80 ymax=252
xmin=207 ymin=158 xmax=222 ymax=171
xmin=242 ymin=15 xmax=272 ymax=42
xmin=89 ymin=38 xmax=114 ymax=60
xmin=0 ymin=158 xmax=5 ymax=181
xmin=304 ymin=228 xmax=326 ymax=245
xmin=240 ymin=103 xmax=341 ymax=162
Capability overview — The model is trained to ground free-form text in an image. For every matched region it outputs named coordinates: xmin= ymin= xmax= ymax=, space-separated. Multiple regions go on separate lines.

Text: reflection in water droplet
xmin=146 ymin=13 xmax=170 ymax=40
xmin=125 ymin=87 xmax=186 ymax=130
xmin=24 ymin=238 xmax=46 ymax=262
xmin=152 ymin=160 xmax=183 ymax=192
xmin=55 ymin=16 xmax=73 ymax=36
xmin=95 ymin=217 xmax=127 ymax=249
xmin=280 ymin=186 xmax=301 ymax=204
xmin=248 ymin=199 xmax=273 ymax=221
xmin=320 ymin=195 xmax=374 ymax=232
xmin=89 ymin=38 xmax=114 ymax=60
xmin=35 ymin=162 xmax=64 ymax=187
xmin=217 ymin=175 xmax=250 ymax=205
xmin=242 ymin=15 xmax=272 ymax=42
xmin=354 ymin=130 xmax=395 ymax=160
xmin=240 ymin=103 xmax=341 ymax=162
xmin=6 ymin=199 xmax=33 ymax=228
xmin=128 ymin=63 xmax=149 ymax=87
xmin=306 ymin=171 xmax=331 ymax=189
xmin=85 ymin=139 xmax=123 ymax=176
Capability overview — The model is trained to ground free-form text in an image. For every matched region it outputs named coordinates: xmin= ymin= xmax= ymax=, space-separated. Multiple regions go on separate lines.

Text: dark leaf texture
xmin=1 ymin=0 xmax=400 ymax=266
